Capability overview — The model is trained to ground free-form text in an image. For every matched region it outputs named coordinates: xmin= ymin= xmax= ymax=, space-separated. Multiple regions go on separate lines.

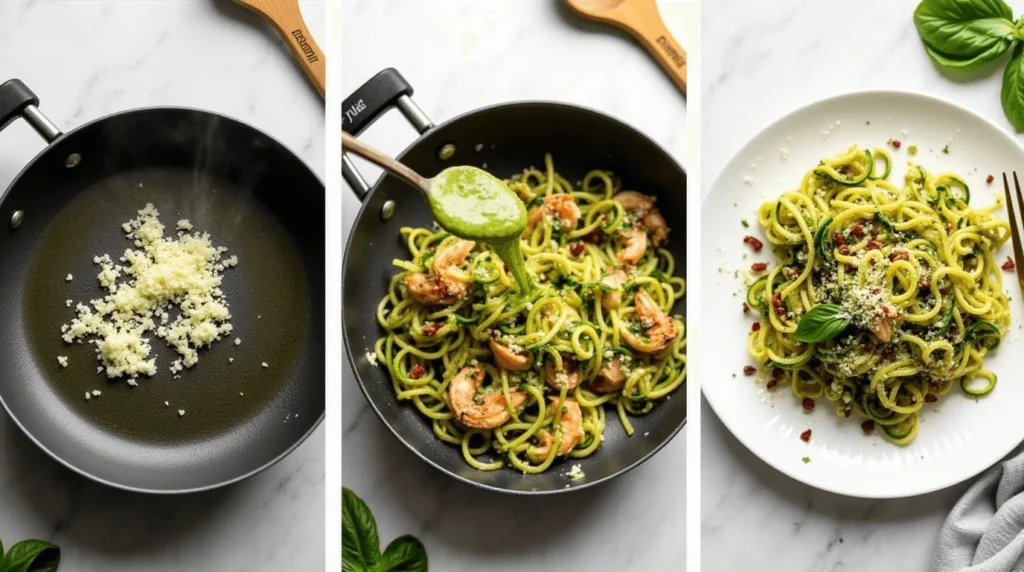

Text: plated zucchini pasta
xmin=746 ymin=145 xmax=1011 ymax=444
xmin=373 ymin=155 xmax=686 ymax=473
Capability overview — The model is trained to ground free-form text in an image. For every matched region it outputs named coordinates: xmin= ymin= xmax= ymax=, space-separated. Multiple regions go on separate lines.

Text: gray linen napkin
xmin=936 ymin=445 xmax=1024 ymax=571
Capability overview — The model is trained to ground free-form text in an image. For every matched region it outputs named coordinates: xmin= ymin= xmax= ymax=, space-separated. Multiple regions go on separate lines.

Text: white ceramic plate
xmin=702 ymin=91 xmax=1024 ymax=498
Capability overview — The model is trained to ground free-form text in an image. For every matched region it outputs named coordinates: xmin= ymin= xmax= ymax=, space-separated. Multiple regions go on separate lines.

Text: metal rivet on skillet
xmin=65 ymin=153 xmax=81 ymax=168
xmin=381 ymin=200 xmax=396 ymax=221
xmin=10 ymin=210 xmax=24 ymax=230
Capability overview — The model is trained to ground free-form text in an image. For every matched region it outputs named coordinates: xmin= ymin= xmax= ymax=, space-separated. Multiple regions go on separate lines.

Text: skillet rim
xmin=0 ymin=105 xmax=327 ymax=494
xmin=342 ymin=99 xmax=688 ymax=495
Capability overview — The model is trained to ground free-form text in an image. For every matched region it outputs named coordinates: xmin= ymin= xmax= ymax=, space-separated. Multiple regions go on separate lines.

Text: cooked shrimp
xmin=544 ymin=356 xmax=580 ymax=390
xmin=526 ymin=398 xmax=584 ymax=463
xmin=614 ymin=191 xmax=669 ymax=260
xmin=448 ymin=365 xmax=526 ymax=429
xmin=489 ymin=337 xmax=533 ymax=372
xmin=616 ymin=226 xmax=648 ymax=266
xmin=620 ymin=290 xmax=678 ymax=354
xmin=405 ymin=239 xmax=475 ymax=306
xmin=600 ymin=269 xmax=629 ymax=309
xmin=525 ymin=194 xmax=581 ymax=234
xmin=591 ymin=356 xmax=626 ymax=393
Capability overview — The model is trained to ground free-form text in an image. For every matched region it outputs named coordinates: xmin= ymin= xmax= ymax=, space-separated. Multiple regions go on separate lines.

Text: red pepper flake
xmin=742 ymin=302 xmax=750 ymax=314
xmin=1003 ymin=256 xmax=1015 ymax=270
xmin=785 ymin=266 xmax=801 ymax=279
xmin=929 ymin=382 xmax=943 ymax=392
xmin=569 ymin=242 xmax=585 ymax=257
xmin=833 ymin=233 xmax=846 ymax=246
xmin=802 ymin=397 xmax=815 ymax=411
xmin=850 ymin=224 xmax=865 ymax=238
xmin=919 ymin=278 xmax=930 ymax=290
xmin=743 ymin=235 xmax=764 ymax=252
xmin=409 ymin=364 xmax=426 ymax=380
xmin=945 ymin=224 xmax=952 ymax=234
xmin=800 ymin=429 xmax=812 ymax=442
xmin=766 ymin=379 xmax=778 ymax=390
xmin=772 ymin=368 xmax=785 ymax=380
xmin=866 ymin=239 xmax=882 ymax=250
xmin=771 ymin=292 xmax=787 ymax=317
xmin=924 ymin=394 xmax=938 ymax=403
xmin=987 ymin=174 xmax=995 ymax=184
xmin=422 ymin=322 xmax=442 ymax=336
xmin=890 ymin=250 xmax=910 ymax=261
xmin=838 ymin=244 xmax=850 ymax=256
xmin=861 ymin=420 xmax=875 ymax=435
xmin=891 ymin=139 xmax=901 ymax=149
xmin=583 ymin=229 xmax=603 ymax=243
xmin=751 ymin=262 xmax=768 ymax=272
xmin=752 ymin=322 xmax=762 ymax=332
xmin=743 ymin=365 xmax=756 ymax=375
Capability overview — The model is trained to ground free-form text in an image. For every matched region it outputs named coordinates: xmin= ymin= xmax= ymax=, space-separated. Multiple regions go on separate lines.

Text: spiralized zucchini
xmin=747 ymin=145 xmax=1010 ymax=445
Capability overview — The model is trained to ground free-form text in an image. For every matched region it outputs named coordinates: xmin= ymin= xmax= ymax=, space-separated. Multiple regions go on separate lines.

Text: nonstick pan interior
xmin=343 ymin=102 xmax=687 ymax=494
xmin=0 ymin=108 xmax=324 ymax=492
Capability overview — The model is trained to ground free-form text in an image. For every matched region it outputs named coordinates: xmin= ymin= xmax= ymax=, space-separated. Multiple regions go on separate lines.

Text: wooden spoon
xmin=232 ymin=0 xmax=326 ymax=97
xmin=565 ymin=0 xmax=687 ymax=95
xmin=342 ymin=132 xmax=430 ymax=193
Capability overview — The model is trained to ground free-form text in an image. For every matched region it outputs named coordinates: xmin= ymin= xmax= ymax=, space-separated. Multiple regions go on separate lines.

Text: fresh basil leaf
xmin=794 ymin=304 xmax=850 ymax=343
xmin=343 ymin=488 xmax=381 ymax=570
xmin=914 ymin=0 xmax=1016 ymax=70
xmin=1 ymin=540 xmax=60 ymax=572
xmin=371 ymin=535 xmax=428 ymax=572
xmin=1003 ymin=42 xmax=1024 ymax=131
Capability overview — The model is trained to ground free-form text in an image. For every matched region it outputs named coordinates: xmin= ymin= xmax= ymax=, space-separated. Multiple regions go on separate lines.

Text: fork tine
xmin=1007 ymin=173 xmax=1024 ymax=289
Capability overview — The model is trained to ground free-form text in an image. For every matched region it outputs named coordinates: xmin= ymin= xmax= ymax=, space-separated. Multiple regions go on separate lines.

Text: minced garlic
xmin=61 ymin=204 xmax=237 ymax=379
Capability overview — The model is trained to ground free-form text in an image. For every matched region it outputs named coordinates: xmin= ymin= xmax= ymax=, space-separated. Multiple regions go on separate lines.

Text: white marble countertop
xmin=701 ymin=1 xmax=1016 ymax=569
xmin=0 ymin=1 xmax=325 ymax=570
xmin=341 ymin=1 xmax=693 ymax=570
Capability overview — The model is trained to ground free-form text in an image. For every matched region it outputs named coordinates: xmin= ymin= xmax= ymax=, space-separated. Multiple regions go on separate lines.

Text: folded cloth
xmin=936 ymin=445 xmax=1024 ymax=572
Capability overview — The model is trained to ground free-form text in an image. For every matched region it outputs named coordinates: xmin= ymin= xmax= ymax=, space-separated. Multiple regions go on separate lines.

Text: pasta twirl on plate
xmin=747 ymin=145 xmax=1010 ymax=444
xmin=374 ymin=155 xmax=686 ymax=473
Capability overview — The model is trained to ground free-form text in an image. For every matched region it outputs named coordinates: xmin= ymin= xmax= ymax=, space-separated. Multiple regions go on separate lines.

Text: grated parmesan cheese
xmin=61 ymin=204 xmax=237 ymax=380
xmin=57 ymin=356 xmax=68 ymax=368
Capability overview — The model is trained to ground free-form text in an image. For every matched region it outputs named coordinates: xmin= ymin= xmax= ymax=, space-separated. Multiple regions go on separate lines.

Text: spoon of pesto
xmin=342 ymin=132 xmax=532 ymax=294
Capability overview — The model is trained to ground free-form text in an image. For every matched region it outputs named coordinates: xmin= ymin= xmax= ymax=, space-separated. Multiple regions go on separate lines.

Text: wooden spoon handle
xmin=240 ymin=1 xmax=326 ymax=97
xmin=342 ymin=132 xmax=431 ymax=193
xmin=617 ymin=1 xmax=687 ymax=95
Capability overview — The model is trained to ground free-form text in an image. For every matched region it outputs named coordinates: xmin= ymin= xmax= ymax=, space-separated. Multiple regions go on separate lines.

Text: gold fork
xmin=1002 ymin=172 xmax=1024 ymax=291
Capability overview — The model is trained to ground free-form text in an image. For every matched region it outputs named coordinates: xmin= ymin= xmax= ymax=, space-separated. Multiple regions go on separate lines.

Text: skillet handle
xmin=0 ymin=79 xmax=62 ymax=142
xmin=342 ymin=68 xmax=433 ymax=200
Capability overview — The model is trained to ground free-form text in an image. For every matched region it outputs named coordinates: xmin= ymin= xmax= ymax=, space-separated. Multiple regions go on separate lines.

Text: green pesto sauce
xmin=428 ymin=166 xmax=532 ymax=293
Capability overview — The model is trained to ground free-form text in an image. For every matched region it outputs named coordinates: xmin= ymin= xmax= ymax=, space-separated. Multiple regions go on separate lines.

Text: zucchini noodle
xmin=747 ymin=145 xmax=1010 ymax=444
xmin=374 ymin=155 xmax=686 ymax=472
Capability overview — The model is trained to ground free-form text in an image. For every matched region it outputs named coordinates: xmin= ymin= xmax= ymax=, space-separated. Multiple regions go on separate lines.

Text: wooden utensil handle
xmin=342 ymin=132 xmax=431 ymax=193
xmin=620 ymin=2 xmax=687 ymax=95
xmin=242 ymin=2 xmax=326 ymax=97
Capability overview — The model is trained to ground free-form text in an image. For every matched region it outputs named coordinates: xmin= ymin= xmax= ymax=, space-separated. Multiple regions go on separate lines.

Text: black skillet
xmin=342 ymin=69 xmax=687 ymax=494
xmin=0 ymin=79 xmax=325 ymax=493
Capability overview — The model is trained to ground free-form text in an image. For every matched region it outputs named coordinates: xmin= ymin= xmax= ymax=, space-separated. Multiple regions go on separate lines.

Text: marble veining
xmin=342 ymin=1 xmax=694 ymax=570
xmin=0 ymin=1 xmax=325 ymax=570
xmin=701 ymin=1 xmax=1012 ymax=570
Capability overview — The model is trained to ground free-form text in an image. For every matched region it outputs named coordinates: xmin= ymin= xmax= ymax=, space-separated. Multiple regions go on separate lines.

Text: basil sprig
xmin=794 ymin=304 xmax=850 ymax=343
xmin=0 ymin=539 xmax=60 ymax=572
xmin=343 ymin=487 xmax=428 ymax=572
xmin=914 ymin=0 xmax=1024 ymax=130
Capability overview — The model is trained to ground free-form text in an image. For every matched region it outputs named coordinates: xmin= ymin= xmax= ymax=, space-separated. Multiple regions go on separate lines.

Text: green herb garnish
xmin=0 ymin=538 xmax=60 ymax=572
xmin=741 ymin=219 xmax=750 ymax=228
xmin=343 ymin=487 xmax=428 ymax=572
xmin=914 ymin=0 xmax=1024 ymax=131
xmin=794 ymin=304 xmax=850 ymax=343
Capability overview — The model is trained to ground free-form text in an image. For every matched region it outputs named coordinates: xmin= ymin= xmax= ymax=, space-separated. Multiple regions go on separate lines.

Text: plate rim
xmin=701 ymin=88 xmax=1024 ymax=499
